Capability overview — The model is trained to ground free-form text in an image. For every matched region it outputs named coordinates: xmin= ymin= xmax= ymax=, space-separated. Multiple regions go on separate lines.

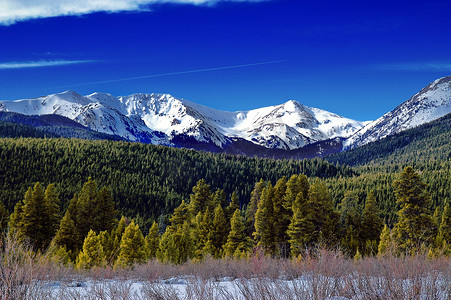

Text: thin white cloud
xmin=0 ymin=0 xmax=268 ymax=25
xmin=0 ymin=59 xmax=94 ymax=69
xmin=375 ymin=62 xmax=451 ymax=72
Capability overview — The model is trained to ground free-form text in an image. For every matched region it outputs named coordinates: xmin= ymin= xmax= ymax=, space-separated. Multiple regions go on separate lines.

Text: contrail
xmin=56 ymin=60 xmax=287 ymax=88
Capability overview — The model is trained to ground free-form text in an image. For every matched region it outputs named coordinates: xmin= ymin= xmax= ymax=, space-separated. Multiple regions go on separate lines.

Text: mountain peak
xmin=346 ymin=76 xmax=451 ymax=149
xmin=282 ymin=99 xmax=303 ymax=111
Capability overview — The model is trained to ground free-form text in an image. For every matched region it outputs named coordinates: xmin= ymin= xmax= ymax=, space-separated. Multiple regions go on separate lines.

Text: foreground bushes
xmin=1 ymin=233 xmax=450 ymax=299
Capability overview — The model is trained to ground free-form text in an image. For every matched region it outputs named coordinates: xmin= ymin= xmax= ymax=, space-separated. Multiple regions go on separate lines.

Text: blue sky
xmin=1 ymin=0 xmax=450 ymax=121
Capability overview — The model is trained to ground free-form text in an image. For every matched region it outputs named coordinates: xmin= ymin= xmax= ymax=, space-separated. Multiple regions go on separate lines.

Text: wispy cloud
xmin=56 ymin=59 xmax=287 ymax=88
xmin=374 ymin=62 xmax=451 ymax=72
xmin=0 ymin=0 xmax=269 ymax=25
xmin=0 ymin=59 xmax=94 ymax=69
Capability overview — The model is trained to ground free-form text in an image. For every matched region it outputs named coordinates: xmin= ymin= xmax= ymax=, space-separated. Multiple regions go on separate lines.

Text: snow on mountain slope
xmin=345 ymin=76 xmax=451 ymax=149
xmin=0 ymin=91 xmax=366 ymax=150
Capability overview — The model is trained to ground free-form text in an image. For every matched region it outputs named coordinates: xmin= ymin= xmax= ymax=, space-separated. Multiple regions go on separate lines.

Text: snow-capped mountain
xmin=0 ymin=91 xmax=365 ymax=150
xmin=345 ymin=76 xmax=451 ymax=149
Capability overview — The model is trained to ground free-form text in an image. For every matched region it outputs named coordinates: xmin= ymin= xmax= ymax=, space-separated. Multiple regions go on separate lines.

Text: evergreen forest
xmin=0 ymin=113 xmax=450 ymax=267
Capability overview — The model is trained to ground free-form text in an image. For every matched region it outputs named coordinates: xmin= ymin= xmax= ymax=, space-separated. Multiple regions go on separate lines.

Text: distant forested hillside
xmin=324 ymin=113 xmax=451 ymax=225
xmin=0 ymin=138 xmax=353 ymax=228
xmin=1 ymin=112 xmax=450 ymax=229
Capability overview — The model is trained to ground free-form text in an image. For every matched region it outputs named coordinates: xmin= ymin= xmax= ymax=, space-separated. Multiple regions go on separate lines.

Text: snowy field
xmin=9 ymin=269 xmax=451 ymax=299
xmin=2 ymin=246 xmax=450 ymax=299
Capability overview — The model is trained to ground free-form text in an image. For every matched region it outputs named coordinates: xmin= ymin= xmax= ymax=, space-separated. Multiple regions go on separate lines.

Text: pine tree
xmin=76 ymin=178 xmax=117 ymax=240
xmin=287 ymin=191 xmax=312 ymax=257
xmin=0 ymin=200 xmax=8 ymax=231
xmin=306 ymin=179 xmax=340 ymax=246
xmin=224 ymin=209 xmax=252 ymax=258
xmin=189 ymin=179 xmax=212 ymax=216
xmin=53 ymin=211 xmax=78 ymax=261
xmin=158 ymin=222 xmax=194 ymax=264
xmin=145 ymin=222 xmax=160 ymax=260
xmin=192 ymin=210 xmax=212 ymax=259
xmin=378 ymin=224 xmax=392 ymax=256
xmin=76 ymin=230 xmax=105 ymax=269
xmin=339 ymin=192 xmax=362 ymax=257
xmin=116 ymin=220 xmax=146 ymax=268
xmin=8 ymin=200 xmax=24 ymax=239
xmin=20 ymin=183 xmax=49 ymax=250
xmin=212 ymin=189 xmax=227 ymax=209
xmin=43 ymin=184 xmax=61 ymax=248
xmin=437 ymin=203 xmax=451 ymax=247
xmin=94 ymin=186 xmax=118 ymax=232
xmin=226 ymin=191 xmax=240 ymax=221
xmin=272 ymin=177 xmax=290 ymax=257
xmin=283 ymin=174 xmax=309 ymax=211
xmin=253 ymin=182 xmax=276 ymax=254
xmin=361 ymin=191 xmax=383 ymax=255
xmin=105 ymin=216 xmax=128 ymax=265
xmin=392 ymin=167 xmax=436 ymax=253
xmin=245 ymin=179 xmax=266 ymax=237
xmin=208 ymin=204 xmax=228 ymax=258
xmin=168 ymin=200 xmax=191 ymax=232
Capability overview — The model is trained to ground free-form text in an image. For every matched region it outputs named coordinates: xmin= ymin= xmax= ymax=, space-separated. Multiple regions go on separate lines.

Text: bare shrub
xmin=140 ymin=281 xmax=182 ymax=300
xmin=0 ymin=232 xmax=66 ymax=299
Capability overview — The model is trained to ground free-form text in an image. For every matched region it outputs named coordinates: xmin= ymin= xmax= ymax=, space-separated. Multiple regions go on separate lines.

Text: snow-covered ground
xmin=30 ymin=273 xmax=450 ymax=299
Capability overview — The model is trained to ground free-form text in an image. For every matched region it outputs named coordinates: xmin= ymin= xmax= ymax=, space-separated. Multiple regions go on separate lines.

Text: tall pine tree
xmin=224 ymin=209 xmax=252 ymax=258
xmin=392 ymin=167 xmax=436 ymax=253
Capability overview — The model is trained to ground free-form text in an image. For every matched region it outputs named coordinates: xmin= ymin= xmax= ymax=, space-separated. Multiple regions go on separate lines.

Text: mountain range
xmin=0 ymin=75 xmax=450 ymax=158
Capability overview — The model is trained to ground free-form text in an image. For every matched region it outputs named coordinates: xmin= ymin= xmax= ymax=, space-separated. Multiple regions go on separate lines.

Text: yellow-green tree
xmin=392 ymin=167 xmax=436 ymax=253
xmin=145 ymin=221 xmax=160 ymax=260
xmin=224 ymin=209 xmax=252 ymax=258
xmin=208 ymin=204 xmax=229 ymax=258
xmin=116 ymin=220 xmax=146 ymax=268
xmin=378 ymin=224 xmax=392 ymax=256
xmin=76 ymin=229 xmax=105 ymax=269
xmin=254 ymin=182 xmax=276 ymax=254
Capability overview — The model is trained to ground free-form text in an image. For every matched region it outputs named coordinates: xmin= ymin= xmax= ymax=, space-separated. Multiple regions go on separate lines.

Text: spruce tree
xmin=283 ymin=174 xmax=309 ymax=211
xmin=53 ymin=211 xmax=78 ymax=260
xmin=192 ymin=210 xmax=211 ymax=259
xmin=145 ymin=222 xmax=160 ymax=260
xmin=158 ymin=222 xmax=194 ymax=264
xmin=339 ymin=192 xmax=362 ymax=257
xmin=287 ymin=191 xmax=313 ymax=257
xmin=361 ymin=191 xmax=383 ymax=255
xmin=378 ymin=224 xmax=392 ymax=256
xmin=53 ymin=195 xmax=80 ymax=255
xmin=437 ymin=203 xmax=451 ymax=247
xmin=208 ymin=204 xmax=228 ymax=258
xmin=245 ymin=179 xmax=266 ymax=237
xmin=272 ymin=177 xmax=290 ymax=257
xmin=20 ymin=183 xmax=48 ymax=250
xmin=307 ymin=179 xmax=340 ymax=246
xmin=168 ymin=200 xmax=191 ymax=231
xmin=76 ymin=178 xmax=117 ymax=240
xmin=116 ymin=220 xmax=146 ymax=268
xmin=392 ymin=167 xmax=436 ymax=253
xmin=253 ymin=182 xmax=276 ymax=254
xmin=43 ymin=184 xmax=61 ymax=248
xmin=76 ymin=229 xmax=105 ymax=270
xmin=212 ymin=189 xmax=227 ymax=209
xmin=226 ymin=191 xmax=240 ymax=221
xmin=0 ymin=200 xmax=8 ymax=231
xmin=8 ymin=200 xmax=24 ymax=239
xmin=189 ymin=179 xmax=212 ymax=216
xmin=224 ymin=209 xmax=252 ymax=258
